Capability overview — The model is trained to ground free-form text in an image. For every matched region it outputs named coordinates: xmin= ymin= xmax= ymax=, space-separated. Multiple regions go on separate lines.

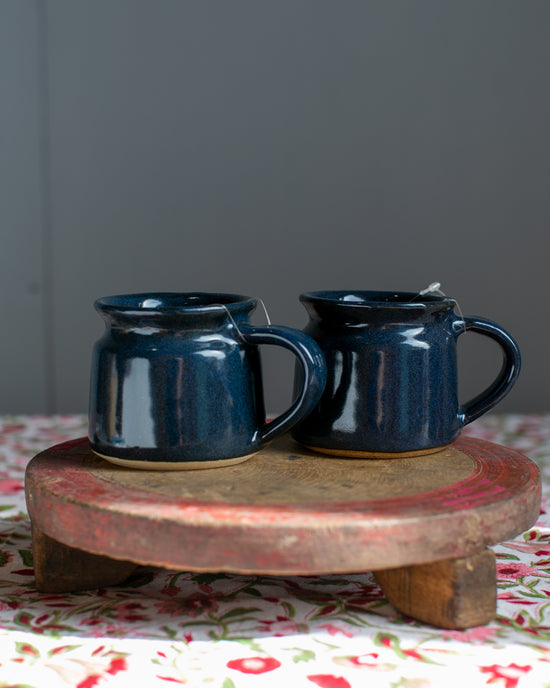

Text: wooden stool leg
xmin=32 ymin=526 xmax=138 ymax=593
xmin=374 ymin=549 xmax=496 ymax=629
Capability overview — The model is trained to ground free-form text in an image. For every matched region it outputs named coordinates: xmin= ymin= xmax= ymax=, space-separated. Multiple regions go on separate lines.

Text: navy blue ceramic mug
xmin=89 ymin=293 xmax=326 ymax=469
xmin=291 ymin=290 xmax=521 ymax=457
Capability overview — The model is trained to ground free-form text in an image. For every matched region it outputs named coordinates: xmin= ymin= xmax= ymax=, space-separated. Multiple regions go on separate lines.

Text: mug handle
xmin=239 ymin=324 xmax=327 ymax=444
xmin=457 ymin=316 xmax=521 ymax=425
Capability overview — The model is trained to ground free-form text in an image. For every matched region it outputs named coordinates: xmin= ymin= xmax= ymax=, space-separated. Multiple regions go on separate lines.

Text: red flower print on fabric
xmin=479 ymin=663 xmax=532 ymax=688
xmin=0 ymin=479 xmax=24 ymax=494
xmin=497 ymin=562 xmax=539 ymax=580
xmin=227 ymin=656 xmax=282 ymax=674
xmin=318 ymin=623 xmax=353 ymax=638
xmin=307 ymin=674 xmax=352 ymax=688
xmin=76 ymin=657 xmax=128 ymax=688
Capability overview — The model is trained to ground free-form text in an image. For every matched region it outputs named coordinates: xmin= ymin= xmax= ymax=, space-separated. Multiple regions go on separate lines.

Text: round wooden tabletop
xmin=25 ymin=435 xmax=541 ymax=575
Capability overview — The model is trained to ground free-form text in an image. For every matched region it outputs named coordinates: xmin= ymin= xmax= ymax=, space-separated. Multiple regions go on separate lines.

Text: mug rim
xmin=94 ymin=292 xmax=257 ymax=314
xmin=300 ymin=290 xmax=457 ymax=309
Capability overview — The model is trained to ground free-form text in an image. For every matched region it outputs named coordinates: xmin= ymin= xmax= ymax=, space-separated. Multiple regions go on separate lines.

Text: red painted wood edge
xmin=25 ymin=437 xmax=541 ymax=575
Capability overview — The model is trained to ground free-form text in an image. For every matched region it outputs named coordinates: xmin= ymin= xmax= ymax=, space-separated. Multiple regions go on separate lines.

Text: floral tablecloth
xmin=0 ymin=414 xmax=549 ymax=688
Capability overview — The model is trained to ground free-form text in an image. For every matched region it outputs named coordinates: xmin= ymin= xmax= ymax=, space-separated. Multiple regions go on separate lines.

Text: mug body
xmin=89 ymin=293 xmax=265 ymax=468
xmin=292 ymin=291 xmax=463 ymax=457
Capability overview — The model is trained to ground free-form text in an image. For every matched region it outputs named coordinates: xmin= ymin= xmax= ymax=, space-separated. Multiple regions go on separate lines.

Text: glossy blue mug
xmin=291 ymin=290 xmax=521 ymax=457
xmin=89 ymin=292 xmax=327 ymax=469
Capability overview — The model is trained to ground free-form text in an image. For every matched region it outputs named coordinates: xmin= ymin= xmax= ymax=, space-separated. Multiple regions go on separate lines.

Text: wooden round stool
xmin=25 ymin=434 xmax=540 ymax=629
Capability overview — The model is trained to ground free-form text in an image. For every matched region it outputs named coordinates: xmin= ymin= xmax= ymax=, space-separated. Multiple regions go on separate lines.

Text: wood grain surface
xmin=90 ymin=436 xmax=476 ymax=503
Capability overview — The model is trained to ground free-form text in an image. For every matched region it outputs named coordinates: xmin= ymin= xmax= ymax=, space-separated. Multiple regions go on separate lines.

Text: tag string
xmin=257 ymin=298 xmax=272 ymax=326
xmin=412 ymin=282 xmax=465 ymax=329
xmin=215 ymin=298 xmax=272 ymax=341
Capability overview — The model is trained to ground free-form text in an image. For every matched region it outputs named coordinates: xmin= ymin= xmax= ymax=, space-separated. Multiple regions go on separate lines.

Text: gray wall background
xmin=2 ymin=0 xmax=549 ymax=416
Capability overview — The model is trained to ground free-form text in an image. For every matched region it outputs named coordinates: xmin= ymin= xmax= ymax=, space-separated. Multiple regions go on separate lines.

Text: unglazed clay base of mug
xmin=91 ymin=449 xmax=256 ymax=470
xmin=303 ymin=444 xmax=452 ymax=459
